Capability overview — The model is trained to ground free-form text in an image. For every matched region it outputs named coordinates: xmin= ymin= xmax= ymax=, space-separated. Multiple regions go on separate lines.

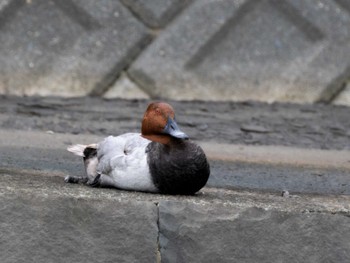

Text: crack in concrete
xmin=154 ymin=201 xmax=162 ymax=263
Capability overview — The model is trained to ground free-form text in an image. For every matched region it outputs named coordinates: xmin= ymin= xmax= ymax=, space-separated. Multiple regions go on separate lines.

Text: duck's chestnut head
xmin=141 ymin=102 xmax=188 ymax=144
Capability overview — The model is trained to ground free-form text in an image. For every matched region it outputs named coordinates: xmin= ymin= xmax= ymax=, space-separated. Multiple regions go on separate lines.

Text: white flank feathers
xmin=67 ymin=134 xmax=157 ymax=192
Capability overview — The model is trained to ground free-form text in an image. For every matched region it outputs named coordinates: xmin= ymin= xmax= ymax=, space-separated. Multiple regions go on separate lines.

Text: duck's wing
xmin=96 ymin=133 xmax=149 ymax=175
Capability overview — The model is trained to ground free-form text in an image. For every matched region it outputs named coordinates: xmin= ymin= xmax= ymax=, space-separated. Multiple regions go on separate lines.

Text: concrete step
xmin=1 ymin=163 xmax=350 ymax=263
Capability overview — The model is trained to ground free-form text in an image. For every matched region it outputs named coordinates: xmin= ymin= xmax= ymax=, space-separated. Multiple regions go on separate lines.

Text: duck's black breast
xmin=146 ymin=140 xmax=210 ymax=195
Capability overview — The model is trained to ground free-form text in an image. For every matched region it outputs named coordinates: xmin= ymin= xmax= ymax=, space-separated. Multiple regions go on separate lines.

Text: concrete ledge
xmin=1 ymin=169 xmax=350 ymax=262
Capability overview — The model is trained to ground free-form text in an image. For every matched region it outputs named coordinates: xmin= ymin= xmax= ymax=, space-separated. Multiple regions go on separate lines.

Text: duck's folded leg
xmin=87 ymin=174 xmax=101 ymax=187
xmin=87 ymin=174 xmax=119 ymax=188
xmin=64 ymin=175 xmax=88 ymax=184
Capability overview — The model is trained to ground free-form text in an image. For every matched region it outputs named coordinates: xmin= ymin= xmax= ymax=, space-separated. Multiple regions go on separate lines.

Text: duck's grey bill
xmin=163 ymin=117 xmax=189 ymax=139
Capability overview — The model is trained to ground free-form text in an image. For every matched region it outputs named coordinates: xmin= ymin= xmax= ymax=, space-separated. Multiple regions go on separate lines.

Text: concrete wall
xmin=1 ymin=0 xmax=350 ymax=105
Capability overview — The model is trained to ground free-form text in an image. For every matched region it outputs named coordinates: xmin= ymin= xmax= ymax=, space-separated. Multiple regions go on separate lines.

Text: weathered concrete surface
xmin=0 ymin=0 xmax=150 ymax=97
xmin=129 ymin=0 xmax=350 ymax=102
xmin=334 ymin=82 xmax=350 ymax=106
xmin=1 ymin=170 xmax=350 ymax=263
xmin=103 ymin=72 xmax=150 ymax=99
xmin=159 ymin=201 xmax=350 ymax=263
xmin=0 ymin=189 xmax=158 ymax=263
xmin=1 ymin=1 xmax=350 ymax=103
xmin=120 ymin=0 xmax=192 ymax=28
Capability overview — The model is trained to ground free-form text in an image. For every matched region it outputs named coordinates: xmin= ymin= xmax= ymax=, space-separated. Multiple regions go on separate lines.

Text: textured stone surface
xmin=103 ymin=72 xmax=150 ymax=99
xmin=1 ymin=156 xmax=350 ymax=262
xmin=129 ymin=0 xmax=350 ymax=102
xmin=159 ymin=201 xmax=350 ymax=263
xmin=0 ymin=0 xmax=150 ymax=97
xmin=120 ymin=0 xmax=192 ymax=28
xmin=0 ymin=189 xmax=158 ymax=263
xmin=1 ymin=169 xmax=350 ymax=263
xmin=334 ymin=82 xmax=350 ymax=106
xmin=1 ymin=0 xmax=350 ymax=103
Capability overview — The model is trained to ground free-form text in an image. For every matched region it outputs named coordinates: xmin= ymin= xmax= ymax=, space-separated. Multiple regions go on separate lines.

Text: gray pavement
xmin=2 ymin=96 xmax=350 ymax=150
xmin=1 ymin=129 xmax=350 ymax=195
xmin=1 ymin=96 xmax=350 ymax=262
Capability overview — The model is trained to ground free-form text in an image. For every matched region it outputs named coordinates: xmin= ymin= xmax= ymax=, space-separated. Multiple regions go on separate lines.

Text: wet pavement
xmin=1 ymin=95 xmax=350 ymax=150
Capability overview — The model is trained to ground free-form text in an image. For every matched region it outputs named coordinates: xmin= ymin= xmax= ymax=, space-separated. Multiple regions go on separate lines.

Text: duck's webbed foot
xmin=87 ymin=174 xmax=101 ymax=187
xmin=64 ymin=175 xmax=88 ymax=184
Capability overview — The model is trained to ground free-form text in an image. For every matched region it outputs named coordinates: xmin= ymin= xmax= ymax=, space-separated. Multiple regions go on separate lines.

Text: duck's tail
xmin=67 ymin=144 xmax=98 ymax=182
xmin=67 ymin=144 xmax=97 ymax=157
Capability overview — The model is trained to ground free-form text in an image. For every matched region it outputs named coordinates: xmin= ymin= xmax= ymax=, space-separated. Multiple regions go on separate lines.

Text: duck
xmin=65 ymin=102 xmax=210 ymax=195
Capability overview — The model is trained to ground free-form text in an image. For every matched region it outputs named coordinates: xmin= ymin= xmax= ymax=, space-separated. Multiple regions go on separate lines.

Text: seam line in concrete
xmin=155 ymin=202 xmax=161 ymax=263
xmin=89 ymin=33 xmax=153 ymax=96
xmin=125 ymin=68 xmax=156 ymax=98
xmin=185 ymin=0 xmax=257 ymax=69
xmin=119 ymin=1 xmax=154 ymax=29
xmin=269 ymin=0 xmax=324 ymax=42
xmin=318 ymin=65 xmax=350 ymax=103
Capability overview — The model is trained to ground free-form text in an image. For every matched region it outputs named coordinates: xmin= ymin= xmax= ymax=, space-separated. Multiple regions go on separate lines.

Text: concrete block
xmin=120 ymin=0 xmax=193 ymax=28
xmin=159 ymin=201 xmax=350 ymax=263
xmin=103 ymin=72 xmax=150 ymax=99
xmin=129 ymin=0 xmax=350 ymax=102
xmin=0 ymin=191 xmax=158 ymax=263
xmin=0 ymin=0 xmax=151 ymax=97
xmin=333 ymin=82 xmax=350 ymax=106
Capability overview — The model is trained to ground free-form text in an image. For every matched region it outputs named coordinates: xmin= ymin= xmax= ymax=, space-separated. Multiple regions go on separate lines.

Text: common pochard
xmin=66 ymin=102 xmax=210 ymax=195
